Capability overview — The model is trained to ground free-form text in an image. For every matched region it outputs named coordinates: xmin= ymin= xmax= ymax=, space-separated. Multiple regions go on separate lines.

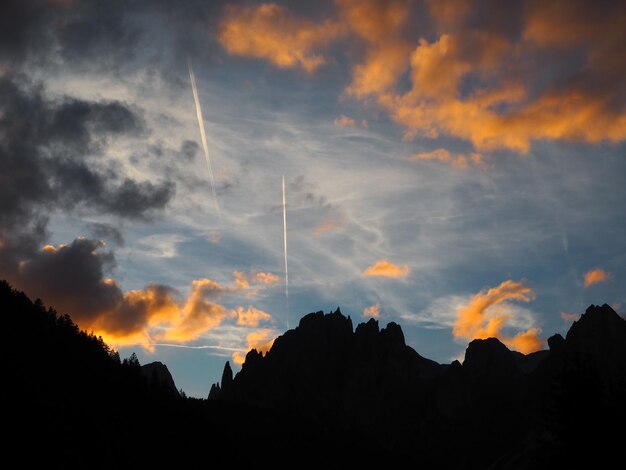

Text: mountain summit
xmin=3 ymin=279 xmax=624 ymax=468
xmin=211 ymin=305 xmax=626 ymax=467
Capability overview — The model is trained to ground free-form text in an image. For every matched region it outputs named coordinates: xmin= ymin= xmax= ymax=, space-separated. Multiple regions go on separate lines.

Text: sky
xmin=1 ymin=0 xmax=625 ymax=397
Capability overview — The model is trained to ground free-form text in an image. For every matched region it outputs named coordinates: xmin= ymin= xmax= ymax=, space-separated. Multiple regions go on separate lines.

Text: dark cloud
xmin=0 ymin=75 xmax=174 ymax=232
xmin=180 ymin=140 xmax=199 ymax=161
xmin=289 ymin=175 xmax=332 ymax=210
xmin=0 ymin=74 xmax=174 ymax=331
xmin=0 ymin=0 xmax=138 ymax=69
xmin=0 ymin=235 xmax=179 ymax=337
xmin=13 ymin=238 xmax=121 ymax=323
xmin=0 ymin=0 xmax=225 ymax=79
xmin=87 ymin=222 xmax=125 ymax=247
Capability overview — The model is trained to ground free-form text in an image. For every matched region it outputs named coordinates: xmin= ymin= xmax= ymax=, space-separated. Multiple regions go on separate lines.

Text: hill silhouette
xmin=211 ymin=306 xmax=626 ymax=468
xmin=3 ymin=280 xmax=625 ymax=468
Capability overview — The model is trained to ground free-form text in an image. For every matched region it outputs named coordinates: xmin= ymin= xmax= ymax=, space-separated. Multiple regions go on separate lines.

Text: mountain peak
xmin=140 ymin=361 xmax=179 ymax=397
xmin=463 ymin=337 xmax=521 ymax=380
xmin=564 ymin=303 xmax=626 ymax=394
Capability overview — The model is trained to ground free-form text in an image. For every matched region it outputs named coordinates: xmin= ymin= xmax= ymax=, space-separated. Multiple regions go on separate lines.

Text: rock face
xmin=564 ymin=304 xmax=626 ymax=395
xmin=213 ymin=305 xmax=626 ymax=468
xmin=220 ymin=308 xmax=442 ymax=436
xmin=141 ymin=361 xmax=179 ymax=397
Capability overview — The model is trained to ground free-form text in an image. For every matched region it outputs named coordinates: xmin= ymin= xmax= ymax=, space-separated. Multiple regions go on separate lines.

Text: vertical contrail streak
xmin=282 ymin=175 xmax=289 ymax=328
xmin=188 ymin=58 xmax=220 ymax=214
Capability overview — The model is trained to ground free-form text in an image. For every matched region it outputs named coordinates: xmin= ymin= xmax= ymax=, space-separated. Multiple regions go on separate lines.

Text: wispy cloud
xmin=231 ymin=306 xmax=272 ymax=327
xmin=232 ymin=329 xmax=277 ymax=365
xmin=364 ymin=259 xmax=410 ymax=278
xmin=219 ymin=0 xmax=626 ymax=154
xmin=560 ymin=312 xmax=580 ymax=323
xmin=363 ymin=303 xmax=380 ymax=318
xmin=410 ymin=148 xmax=485 ymax=170
xmin=218 ymin=3 xmax=342 ymax=73
xmin=313 ymin=220 xmax=342 ymax=235
xmin=452 ymin=280 xmax=543 ymax=354
xmin=583 ymin=268 xmax=611 ymax=287
xmin=334 ymin=115 xmax=357 ymax=127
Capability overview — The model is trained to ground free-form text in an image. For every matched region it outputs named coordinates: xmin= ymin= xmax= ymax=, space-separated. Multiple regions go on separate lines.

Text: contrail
xmin=188 ymin=58 xmax=220 ymax=214
xmin=282 ymin=175 xmax=289 ymax=328
xmin=151 ymin=343 xmax=241 ymax=351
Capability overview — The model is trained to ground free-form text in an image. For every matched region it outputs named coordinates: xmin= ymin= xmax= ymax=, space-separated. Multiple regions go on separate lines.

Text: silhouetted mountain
xmin=141 ymin=361 xmax=179 ymax=397
xmin=212 ymin=305 xmax=626 ymax=468
xmin=4 ymin=279 xmax=625 ymax=468
xmin=1 ymin=281 xmax=398 ymax=467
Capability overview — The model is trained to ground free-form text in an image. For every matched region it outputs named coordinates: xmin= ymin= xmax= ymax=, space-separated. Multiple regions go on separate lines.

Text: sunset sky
xmin=2 ymin=0 xmax=625 ymax=397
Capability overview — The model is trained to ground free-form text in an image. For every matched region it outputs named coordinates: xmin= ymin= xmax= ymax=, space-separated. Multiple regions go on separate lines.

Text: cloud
xmin=86 ymin=222 xmax=125 ymax=246
xmin=251 ymin=272 xmax=280 ymax=285
xmin=232 ymin=271 xmax=251 ymax=289
xmin=0 ymin=236 xmax=288 ymax=349
xmin=231 ymin=306 xmax=272 ymax=327
xmin=363 ymin=303 xmax=380 ymax=318
xmin=232 ymin=329 xmax=276 ymax=365
xmin=158 ymin=279 xmax=228 ymax=343
xmin=314 ymin=220 xmax=341 ymax=234
xmin=560 ymin=312 xmax=580 ymax=322
xmin=217 ymin=3 xmax=342 ymax=73
xmin=453 ymin=280 xmax=543 ymax=354
xmin=363 ymin=259 xmax=410 ymax=278
xmin=0 ymin=0 xmax=139 ymax=69
xmin=207 ymin=230 xmax=221 ymax=244
xmin=381 ymin=0 xmax=626 ymax=153
xmin=334 ymin=115 xmax=357 ymax=127
xmin=337 ymin=0 xmax=412 ymax=97
xmin=217 ymin=0 xmax=626 ymax=154
xmin=410 ymin=148 xmax=485 ymax=169
xmin=583 ymin=268 xmax=611 ymax=287
xmin=0 ymin=76 xmax=173 ymax=234
xmin=232 ymin=270 xmax=280 ymax=290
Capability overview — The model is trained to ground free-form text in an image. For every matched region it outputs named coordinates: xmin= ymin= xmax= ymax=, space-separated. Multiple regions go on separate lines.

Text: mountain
xmin=3 ymin=279 xmax=625 ymax=468
xmin=141 ymin=361 xmax=180 ymax=397
xmin=1 ymin=281 xmax=379 ymax=467
xmin=211 ymin=305 xmax=626 ymax=468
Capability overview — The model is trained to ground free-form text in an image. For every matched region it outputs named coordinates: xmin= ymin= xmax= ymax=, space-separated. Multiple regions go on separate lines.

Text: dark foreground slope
xmin=4 ymin=279 xmax=625 ymax=468
xmin=1 ymin=281 xmax=374 ymax=468
xmin=212 ymin=307 xmax=626 ymax=468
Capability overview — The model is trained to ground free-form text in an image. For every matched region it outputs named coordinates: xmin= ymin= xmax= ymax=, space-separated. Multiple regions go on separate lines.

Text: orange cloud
xmin=363 ymin=303 xmax=380 ymax=318
xmin=453 ymin=280 xmax=543 ymax=354
xmin=158 ymin=279 xmax=227 ymax=343
xmin=251 ymin=272 xmax=280 ymax=285
xmin=4 ymin=239 xmax=277 ymax=352
xmin=232 ymin=329 xmax=276 ymax=365
xmin=347 ymin=40 xmax=412 ymax=98
xmin=233 ymin=270 xmax=280 ymax=290
xmin=410 ymin=148 xmax=485 ymax=169
xmin=583 ymin=268 xmax=611 ymax=287
xmin=90 ymin=278 xmax=228 ymax=349
xmin=338 ymin=0 xmax=412 ymax=97
xmin=560 ymin=312 xmax=580 ymax=322
xmin=314 ymin=220 xmax=341 ymax=234
xmin=334 ymin=115 xmax=356 ymax=127
xmin=231 ymin=306 xmax=272 ymax=327
xmin=383 ymin=1 xmax=626 ymax=153
xmin=218 ymin=1 xmax=626 ymax=155
xmin=232 ymin=271 xmax=250 ymax=289
xmin=506 ymin=327 xmax=543 ymax=355
xmin=218 ymin=3 xmax=342 ymax=73
xmin=364 ymin=259 xmax=410 ymax=278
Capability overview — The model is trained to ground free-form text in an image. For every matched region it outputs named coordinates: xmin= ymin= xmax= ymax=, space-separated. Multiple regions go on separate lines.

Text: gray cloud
xmin=87 ymin=222 xmax=125 ymax=247
xmin=0 ymin=75 xmax=174 ymax=233
xmin=0 ymin=0 xmax=138 ymax=69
